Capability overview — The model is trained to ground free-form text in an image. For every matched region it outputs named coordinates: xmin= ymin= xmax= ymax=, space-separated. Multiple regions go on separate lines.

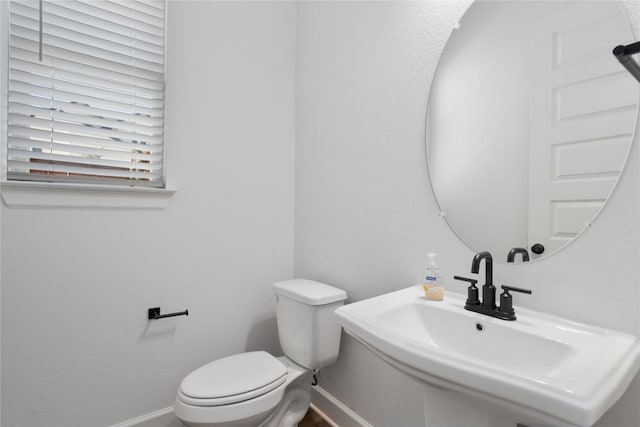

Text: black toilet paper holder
xmin=148 ymin=307 xmax=189 ymax=320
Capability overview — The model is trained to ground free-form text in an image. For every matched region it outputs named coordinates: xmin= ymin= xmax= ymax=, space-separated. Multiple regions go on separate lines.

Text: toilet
xmin=174 ymin=279 xmax=347 ymax=427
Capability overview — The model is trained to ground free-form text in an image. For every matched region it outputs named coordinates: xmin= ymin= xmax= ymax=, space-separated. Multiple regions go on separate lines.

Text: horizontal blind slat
xmin=9 ymin=162 xmax=160 ymax=179
xmin=9 ymin=80 xmax=165 ymax=117
xmin=8 ymin=103 xmax=162 ymax=136
xmin=7 ymin=172 xmax=163 ymax=187
xmin=11 ymin=1 xmax=165 ymax=49
xmin=74 ymin=0 xmax=165 ymax=33
xmin=42 ymin=16 xmax=164 ymax=60
xmin=9 ymin=73 xmax=165 ymax=109
xmin=136 ymin=0 xmax=164 ymax=11
xmin=65 ymin=1 xmax=164 ymax=37
xmin=43 ymin=34 xmax=164 ymax=73
xmin=45 ymin=2 xmax=165 ymax=51
xmin=8 ymin=104 xmax=163 ymax=138
xmin=8 ymin=148 xmax=163 ymax=173
xmin=8 ymin=114 xmax=163 ymax=146
xmin=41 ymin=16 xmax=164 ymax=63
xmin=10 ymin=66 xmax=164 ymax=101
xmin=8 ymin=162 xmax=163 ymax=180
xmin=9 ymin=94 xmax=163 ymax=128
xmin=110 ymin=0 xmax=165 ymax=20
xmin=10 ymin=67 xmax=164 ymax=104
xmin=10 ymin=43 xmax=164 ymax=91
xmin=8 ymin=138 xmax=163 ymax=163
xmin=8 ymin=132 xmax=164 ymax=154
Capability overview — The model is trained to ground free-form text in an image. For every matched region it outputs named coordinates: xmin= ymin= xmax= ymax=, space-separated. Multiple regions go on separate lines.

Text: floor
xmin=299 ymin=407 xmax=332 ymax=427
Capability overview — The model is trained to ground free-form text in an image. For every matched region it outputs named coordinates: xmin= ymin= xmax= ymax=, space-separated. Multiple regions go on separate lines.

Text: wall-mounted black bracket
xmin=613 ymin=41 xmax=640 ymax=83
xmin=148 ymin=307 xmax=189 ymax=320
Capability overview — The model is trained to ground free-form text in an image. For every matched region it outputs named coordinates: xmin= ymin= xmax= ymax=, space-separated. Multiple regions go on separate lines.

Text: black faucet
xmin=507 ymin=247 xmax=530 ymax=263
xmin=455 ymin=251 xmax=532 ymax=321
xmin=471 ymin=251 xmax=496 ymax=309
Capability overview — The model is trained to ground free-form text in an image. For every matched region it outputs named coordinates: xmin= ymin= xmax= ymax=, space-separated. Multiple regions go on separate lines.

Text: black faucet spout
xmin=471 ymin=251 xmax=493 ymax=285
xmin=507 ymin=247 xmax=530 ymax=263
xmin=471 ymin=251 xmax=496 ymax=309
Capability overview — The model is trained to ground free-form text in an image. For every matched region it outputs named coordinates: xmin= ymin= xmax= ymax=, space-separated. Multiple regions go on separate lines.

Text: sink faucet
xmin=455 ymin=251 xmax=532 ymax=321
xmin=471 ymin=251 xmax=496 ymax=309
xmin=507 ymin=247 xmax=530 ymax=263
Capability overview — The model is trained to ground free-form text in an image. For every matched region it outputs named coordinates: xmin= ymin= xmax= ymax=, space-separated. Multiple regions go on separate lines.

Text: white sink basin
xmin=334 ymin=286 xmax=640 ymax=427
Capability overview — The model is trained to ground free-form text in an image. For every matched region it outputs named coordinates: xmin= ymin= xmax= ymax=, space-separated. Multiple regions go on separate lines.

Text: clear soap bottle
xmin=423 ymin=253 xmax=445 ymax=301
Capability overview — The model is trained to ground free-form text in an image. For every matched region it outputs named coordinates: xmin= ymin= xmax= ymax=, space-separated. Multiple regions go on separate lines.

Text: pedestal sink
xmin=334 ymin=286 xmax=640 ymax=427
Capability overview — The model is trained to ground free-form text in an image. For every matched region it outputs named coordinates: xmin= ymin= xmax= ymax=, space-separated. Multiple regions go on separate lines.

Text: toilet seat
xmin=178 ymin=351 xmax=287 ymax=407
xmin=174 ymin=355 xmax=308 ymax=426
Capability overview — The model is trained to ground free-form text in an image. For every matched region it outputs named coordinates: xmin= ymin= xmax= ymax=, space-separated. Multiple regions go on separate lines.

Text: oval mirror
xmin=426 ymin=0 xmax=639 ymax=263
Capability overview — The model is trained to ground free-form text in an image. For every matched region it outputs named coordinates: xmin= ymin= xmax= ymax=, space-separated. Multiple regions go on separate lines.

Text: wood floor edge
xmin=310 ymin=403 xmax=340 ymax=427
xmin=310 ymin=385 xmax=373 ymax=427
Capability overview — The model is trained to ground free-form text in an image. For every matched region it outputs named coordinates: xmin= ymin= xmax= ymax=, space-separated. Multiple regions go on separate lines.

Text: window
xmin=7 ymin=0 xmax=165 ymax=188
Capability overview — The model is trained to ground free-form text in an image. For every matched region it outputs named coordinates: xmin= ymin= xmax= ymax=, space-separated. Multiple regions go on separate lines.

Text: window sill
xmin=1 ymin=181 xmax=176 ymax=210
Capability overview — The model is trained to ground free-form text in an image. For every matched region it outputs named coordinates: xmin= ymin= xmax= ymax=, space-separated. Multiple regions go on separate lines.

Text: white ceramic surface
xmin=179 ymin=351 xmax=286 ymax=404
xmin=334 ymin=286 xmax=640 ymax=427
xmin=273 ymin=279 xmax=347 ymax=305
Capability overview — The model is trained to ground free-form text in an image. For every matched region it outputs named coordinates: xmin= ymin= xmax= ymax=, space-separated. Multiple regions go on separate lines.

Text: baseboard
xmin=108 ymin=406 xmax=180 ymax=427
xmin=109 ymin=388 xmax=369 ymax=427
xmin=311 ymin=386 xmax=373 ymax=427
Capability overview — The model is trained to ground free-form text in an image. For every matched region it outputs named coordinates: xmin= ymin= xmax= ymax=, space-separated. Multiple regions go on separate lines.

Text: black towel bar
xmin=613 ymin=41 xmax=640 ymax=83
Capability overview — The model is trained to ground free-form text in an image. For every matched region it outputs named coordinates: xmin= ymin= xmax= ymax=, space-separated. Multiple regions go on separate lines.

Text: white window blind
xmin=7 ymin=0 xmax=165 ymax=187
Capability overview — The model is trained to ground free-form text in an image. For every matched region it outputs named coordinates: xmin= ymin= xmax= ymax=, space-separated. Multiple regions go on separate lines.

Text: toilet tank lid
xmin=273 ymin=279 xmax=347 ymax=305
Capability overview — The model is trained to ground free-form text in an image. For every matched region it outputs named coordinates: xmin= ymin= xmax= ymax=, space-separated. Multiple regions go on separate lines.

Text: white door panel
xmin=528 ymin=1 xmax=637 ymax=258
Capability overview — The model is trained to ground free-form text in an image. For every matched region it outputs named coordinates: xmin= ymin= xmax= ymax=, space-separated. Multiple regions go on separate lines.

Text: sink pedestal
xmin=423 ymin=384 xmax=516 ymax=427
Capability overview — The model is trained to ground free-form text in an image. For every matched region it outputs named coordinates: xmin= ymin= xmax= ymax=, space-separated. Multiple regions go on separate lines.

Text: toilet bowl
xmin=174 ymin=279 xmax=347 ymax=427
xmin=174 ymin=353 xmax=311 ymax=427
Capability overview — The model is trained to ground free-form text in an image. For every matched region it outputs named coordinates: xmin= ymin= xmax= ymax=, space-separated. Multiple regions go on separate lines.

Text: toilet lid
xmin=180 ymin=351 xmax=287 ymax=403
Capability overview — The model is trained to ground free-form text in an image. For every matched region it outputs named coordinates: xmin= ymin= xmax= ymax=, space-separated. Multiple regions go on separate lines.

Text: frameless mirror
xmin=427 ymin=0 xmax=639 ymax=263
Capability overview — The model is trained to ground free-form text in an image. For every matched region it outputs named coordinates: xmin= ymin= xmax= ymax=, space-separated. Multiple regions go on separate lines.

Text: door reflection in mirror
xmin=426 ymin=1 xmax=638 ymax=263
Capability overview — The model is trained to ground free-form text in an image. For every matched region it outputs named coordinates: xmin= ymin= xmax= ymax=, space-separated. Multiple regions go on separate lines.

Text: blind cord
xmin=38 ymin=0 xmax=42 ymax=61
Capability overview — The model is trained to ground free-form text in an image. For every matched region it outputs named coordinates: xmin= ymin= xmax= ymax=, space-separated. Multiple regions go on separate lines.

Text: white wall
xmin=0 ymin=2 xmax=296 ymax=426
xmin=295 ymin=1 xmax=640 ymax=426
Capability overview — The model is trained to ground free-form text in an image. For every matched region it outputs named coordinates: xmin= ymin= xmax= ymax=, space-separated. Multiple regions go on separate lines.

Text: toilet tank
xmin=273 ymin=279 xmax=347 ymax=370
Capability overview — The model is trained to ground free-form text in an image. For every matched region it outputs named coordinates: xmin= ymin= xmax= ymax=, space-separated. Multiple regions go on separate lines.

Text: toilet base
xmin=262 ymin=358 xmax=312 ymax=427
xmin=179 ymin=409 xmax=273 ymax=427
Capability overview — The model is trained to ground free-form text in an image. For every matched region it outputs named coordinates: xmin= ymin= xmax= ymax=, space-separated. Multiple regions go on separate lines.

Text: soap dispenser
xmin=423 ymin=253 xmax=445 ymax=301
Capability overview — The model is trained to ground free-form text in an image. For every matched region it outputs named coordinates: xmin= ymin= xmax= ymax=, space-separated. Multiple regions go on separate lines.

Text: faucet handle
xmin=501 ymin=285 xmax=532 ymax=295
xmin=499 ymin=285 xmax=532 ymax=320
xmin=455 ymin=275 xmax=479 ymax=306
xmin=454 ymin=275 xmax=478 ymax=284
